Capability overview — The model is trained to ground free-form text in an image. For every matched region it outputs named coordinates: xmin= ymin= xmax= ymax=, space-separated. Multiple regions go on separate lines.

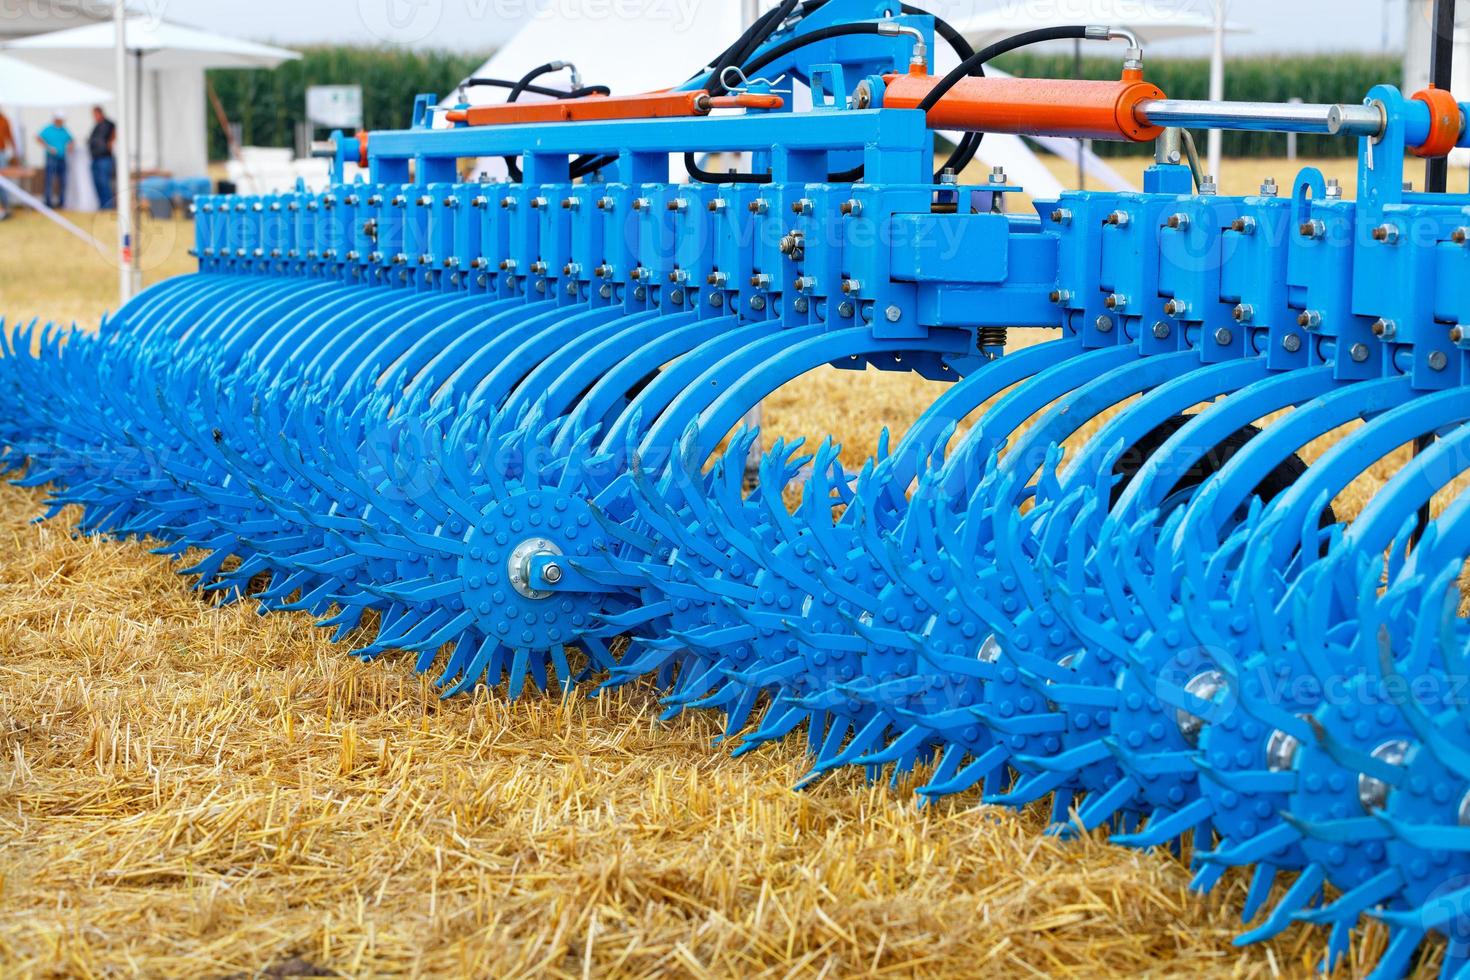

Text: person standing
xmin=87 ymin=106 xmax=116 ymax=208
xmin=0 ymin=109 xmax=16 ymax=220
xmin=37 ymin=112 xmax=73 ymax=210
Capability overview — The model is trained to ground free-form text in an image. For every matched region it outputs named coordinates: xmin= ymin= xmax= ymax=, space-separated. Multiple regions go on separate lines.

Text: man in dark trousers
xmin=88 ymin=106 xmax=117 ymax=208
xmin=37 ymin=112 xmax=72 ymax=209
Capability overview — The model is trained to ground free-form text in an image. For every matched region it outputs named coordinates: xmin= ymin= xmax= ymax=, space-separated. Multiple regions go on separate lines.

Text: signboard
xmin=306 ymin=86 xmax=364 ymax=131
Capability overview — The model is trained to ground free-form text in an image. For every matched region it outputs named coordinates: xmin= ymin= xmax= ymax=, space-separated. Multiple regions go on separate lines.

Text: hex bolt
xmin=1429 ymin=350 xmax=1449 ymax=371
xmin=792 ymin=198 xmax=814 ymax=215
xmin=838 ymin=301 xmax=855 ymax=318
xmin=1298 ymin=310 xmax=1322 ymax=330
xmin=1350 ymin=342 xmax=1371 ymax=362
xmin=708 ymin=199 xmax=728 ymax=213
xmin=1152 ymin=321 xmax=1171 ymax=340
xmin=793 ymin=276 xmax=815 ymax=293
xmin=1049 ymin=288 xmax=1073 ymax=305
xmin=542 ymin=563 xmax=563 ymax=585
xmin=842 ymin=279 xmax=862 ymax=295
xmin=667 ymin=198 xmax=688 ymax=212
xmin=1300 ymin=219 xmax=1325 ymax=239
xmin=1166 ymin=213 xmax=1190 ymax=230
xmin=671 ymin=289 xmax=685 ymax=306
xmin=1163 ymin=298 xmax=1187 ymax=317
xmin=498 ymin=258 xmax=515 ymax=271
xmin=1214 ymin=327 xmax=1234 ymax=346
xmin=1050 ymin=208 xmax=1073 ymax=225
xmin=707 ymin=271 xmax=727 ymax=287
xmin=1233 ymin=304 xmax=1253 ymax=323
xmin=632 ymin=197 xmax=651 ymax=211
xmin=794 ymin=296 xmax=810 ymax=314
xmin=634 ymin=286 xmax=647 ymax=301
xmin=1095 ymin=315 xmax=1115 ymax=332
xmin=1259 ymin=177 xmax=1279 ymax=197
xmin=840 ymin=199 xmax=863 ymax=217
xmin=500 ymin=196 xmax=515 ymax=209
xmin=560 ymin=197 xmax=576 ymax=210
xmin=1372 ymin=318 xmax=1397 ymax=339
xmin=750 ymin=273 xmax=771 ymax=289
xmin=596 ymin=196 xmax=614 ymax=210
xmin=1325 ymin=178 xmax=1343 ymax=199
xmin=472 ymin=195 xmax=488 ymax=209
xmin=444 ymin=196 xmax=460 ymax=209
xmin=710 ymin=292 xmax=725 ymax=308
xmin=1105 ymin=293 xmax=1127 ymax=311
xmin=1200 ymin=176 xmax=1219 ymax=195
xmin=1372 ymin=224 xmax=1400 ymax=245
xmin=1453 ymin=325 xmax=1466 ymax=344
xmin=750 ymin=295 xmax=767 ymax=312
xmin=1230 ymin=216 xmax=1257 ymax=235
xmin=885 ymin=305 xmax=903 ymax=323
xmin=1455 ymin=228 xmax=1470 ymax=245
xmin=1105 ymin=210 xmax=1130 ymax=227
xmin=989 ymin=166 xmax=1007 ymax=185
xmin=749 ymin=198 xmax=769 ymax=214
xmin=1282 ymin=333 xmax=1303 ymax=353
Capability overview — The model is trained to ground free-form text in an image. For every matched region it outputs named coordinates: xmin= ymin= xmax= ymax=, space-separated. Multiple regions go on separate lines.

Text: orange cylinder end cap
xmin=1411 ymin=85 xmax=1462 ymax=159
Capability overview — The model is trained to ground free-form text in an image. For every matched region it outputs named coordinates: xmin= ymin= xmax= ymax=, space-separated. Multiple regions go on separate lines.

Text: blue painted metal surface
xmin=7 ymin=3 xmax=1470 ymax=971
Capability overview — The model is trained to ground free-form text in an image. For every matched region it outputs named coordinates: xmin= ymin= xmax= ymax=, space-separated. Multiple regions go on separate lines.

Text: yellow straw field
xmin=0 ymin=158 xmax=1443 ymax=977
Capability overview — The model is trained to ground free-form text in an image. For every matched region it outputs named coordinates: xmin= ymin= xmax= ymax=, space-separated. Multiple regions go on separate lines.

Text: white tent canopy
xmin=0 ymin=54 xmax=111 ymax=107
xmin=2 ymin=17 xmax=299 ymax=209
xmin=4 ymin=19 xmax=301 ymax=72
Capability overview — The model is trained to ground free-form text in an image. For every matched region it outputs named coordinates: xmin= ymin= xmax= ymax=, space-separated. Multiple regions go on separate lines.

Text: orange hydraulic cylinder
xmin=444 ymin=91 xmax=784 ymax=128
xmin=879 ymin=68 xmax=1166 ymax=143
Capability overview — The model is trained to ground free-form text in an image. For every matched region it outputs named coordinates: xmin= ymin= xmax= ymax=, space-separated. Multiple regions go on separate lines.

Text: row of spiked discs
xmin=8 ymin=101 xmax=1470 ymax=973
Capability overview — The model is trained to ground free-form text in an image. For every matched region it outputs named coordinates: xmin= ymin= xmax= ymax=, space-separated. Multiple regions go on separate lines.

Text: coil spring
xmin=978 ymin=327 xmax=1008 ymax=349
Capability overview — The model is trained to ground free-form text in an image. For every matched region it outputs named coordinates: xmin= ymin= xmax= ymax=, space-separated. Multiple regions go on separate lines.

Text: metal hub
xmin=508 ymin=536 xmax=563 ymax=600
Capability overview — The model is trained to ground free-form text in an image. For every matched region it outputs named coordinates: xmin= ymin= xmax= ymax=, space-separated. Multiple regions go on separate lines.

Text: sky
xmin=138 ymin=0 xmax=1413 ymax=58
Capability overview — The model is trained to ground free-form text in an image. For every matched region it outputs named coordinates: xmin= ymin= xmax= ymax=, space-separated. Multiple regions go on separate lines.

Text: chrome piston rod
xmin=1136 ymin=99 xmax=1385 ymax=138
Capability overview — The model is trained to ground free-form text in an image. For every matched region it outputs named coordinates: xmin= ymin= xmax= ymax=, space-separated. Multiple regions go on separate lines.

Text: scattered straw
xmin=0 ymin=485 xmax=1438 ymax=977
xmin=0 ymin=157 xmax=1445 ymax=977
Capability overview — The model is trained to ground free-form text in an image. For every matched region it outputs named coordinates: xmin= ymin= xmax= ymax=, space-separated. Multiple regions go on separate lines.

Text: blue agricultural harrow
xmin=10 ymin=0 xmax=1470 ymax=971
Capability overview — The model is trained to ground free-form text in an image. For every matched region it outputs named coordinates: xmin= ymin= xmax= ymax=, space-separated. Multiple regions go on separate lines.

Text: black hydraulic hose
xmin=1426 ymin=0 xmax=1456 ymax=194
xmin=464 ymin=77 xmax=610 ymax=99
xmin=503 ymin=62 xmax=579 ymax=182
xmin=508 ymin=62 xmax=568 ymax=103
xmin=683 ymin=153 xmax=771 ymax=184
xmin=893 ymin=3 xmax=984 ymax=179
xmin=917 ymin=25 xmax=1091 ymax=114
xmin=741 ymin=22 xmax=896 ymax=80
xmin=708 ymin=0 xmax=801 ymax=95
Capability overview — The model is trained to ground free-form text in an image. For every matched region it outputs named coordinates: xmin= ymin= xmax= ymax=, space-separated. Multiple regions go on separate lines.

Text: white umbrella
xmin=0 ymin=54 xmax=111 ymax=107
xmin=5 ymin=16 xmax=300 ymax=182
xmin=3 ymin=18 xmax=301 ymax=71
xmin=7 ymin=15 xmax=300 ymax=302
